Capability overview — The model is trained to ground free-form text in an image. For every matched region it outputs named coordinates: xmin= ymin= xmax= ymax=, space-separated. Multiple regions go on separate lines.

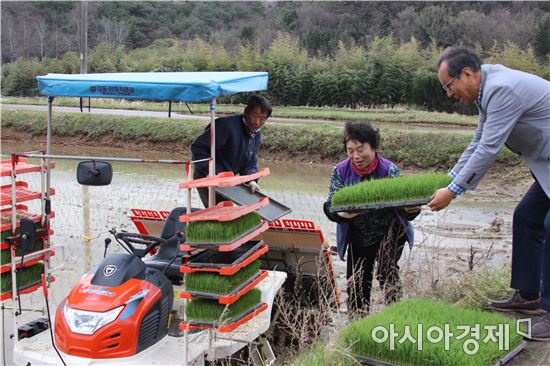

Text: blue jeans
xmin=510 ymin=180 xmax=550 ymax=310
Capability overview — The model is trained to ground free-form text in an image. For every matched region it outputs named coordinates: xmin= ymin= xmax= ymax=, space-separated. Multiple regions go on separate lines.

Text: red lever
xmin=41 ymin=274 xmax=48 ymax=298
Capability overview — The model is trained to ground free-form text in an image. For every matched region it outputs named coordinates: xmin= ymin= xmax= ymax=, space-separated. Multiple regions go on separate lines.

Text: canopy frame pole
xmin=208 ymin=97 xmax=217 ymax=208
xmin=168 ymin=101 xmax=172 ymax=118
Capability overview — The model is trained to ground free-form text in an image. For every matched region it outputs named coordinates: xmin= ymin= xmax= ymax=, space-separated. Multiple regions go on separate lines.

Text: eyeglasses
xmin=442 ymin=71 xmax=461 ymax=93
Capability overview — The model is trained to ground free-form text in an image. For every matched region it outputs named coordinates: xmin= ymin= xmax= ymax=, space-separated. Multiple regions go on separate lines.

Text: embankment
xmin=1 ymin=110 xmax=520 ymax=170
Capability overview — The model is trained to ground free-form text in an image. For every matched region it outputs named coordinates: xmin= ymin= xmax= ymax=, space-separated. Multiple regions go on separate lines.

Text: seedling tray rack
xmin=179 ymin=302 xmax=268 ymax=333
xmin=180 ymin=221 xmax=269 ymax=252
xmin=181 ymin=240 xmax=267 ymax=275
xmin=180 ymin=270 xmax=268 ymax=305
xmin=179 ymin=198 xmax=269 ymax=222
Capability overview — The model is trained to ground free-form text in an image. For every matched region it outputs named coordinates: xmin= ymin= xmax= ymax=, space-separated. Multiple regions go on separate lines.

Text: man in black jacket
xmin=191 ymin=95 xmax=272 ymax=207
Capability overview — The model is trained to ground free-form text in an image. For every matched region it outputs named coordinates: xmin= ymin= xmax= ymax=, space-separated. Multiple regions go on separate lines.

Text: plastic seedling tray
xmin=181 ymin=241 xmax=267 ymax=275
xmin=1 ymin=206 xmax=55 ymax=232
xmin=351 ymin=341 xmax=527 ymax=366
xmin=0 ymin=277 xmax=55 ymax=301
xmin=181 ymin=270 xmax=268 ymax=305
xmin=0 ymin=182 xmax=55 ymax=206
xmin=179 ymin=198 xmax=269 ymax=222
xmin=181 ymin=221 xmax=269 ymax=252
xmin=179 ymin=168 xmax=270 ymax=189
xmin=340 ymin=299 xmax=525 ymax=366
xmin=215 ymin=184 xmax=292 ymax=222
xmin=0 ymin=247 xmax=55 ymax=274
xmin=179 ymin=302 xmax=268 ymax=333
xmin=330 ymin=198 xmax=431 ymax=212
xmin=0 ymin=158 xmax=55 ymax=177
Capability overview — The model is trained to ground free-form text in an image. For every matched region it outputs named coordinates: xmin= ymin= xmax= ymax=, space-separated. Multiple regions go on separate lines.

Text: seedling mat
xmin=183 ymin=222 xmax=267 ymax=249
xmin=330 ymin=198 xmax=430 ymax=212
xmin=182 ymin=270 xmax=267 ymax=303
xmin=181 ymin=302 xmax=266 ymax=331
xmin=352 ymin=341 xmax=527 ymax=366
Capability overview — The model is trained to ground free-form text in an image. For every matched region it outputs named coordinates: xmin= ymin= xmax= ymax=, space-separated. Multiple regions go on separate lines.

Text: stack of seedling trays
xmin=330 ymin=172 xmax=453 ymax=212
xmin=179 ymin=169 xmax=272 ymax=332
xmin=1 ymin=158 xmax=55 ymax=301
xmin=340 ymin=299 xmax=526 ymax=366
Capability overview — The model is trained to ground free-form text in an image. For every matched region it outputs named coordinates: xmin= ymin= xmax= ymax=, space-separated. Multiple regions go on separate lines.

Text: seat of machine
xmin=144 ymin=207 xmax=192 ymax=280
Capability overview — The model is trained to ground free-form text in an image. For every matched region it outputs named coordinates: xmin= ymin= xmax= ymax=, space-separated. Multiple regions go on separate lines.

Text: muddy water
xmin=1 ymin=142 xmax=521 ymax=308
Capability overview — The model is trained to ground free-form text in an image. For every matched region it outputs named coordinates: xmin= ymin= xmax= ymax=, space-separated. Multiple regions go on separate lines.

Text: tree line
xmin=2 ymin=35 xmax=548 ymax=113
xmin=2 ymin=2 xmax=549 ymax=63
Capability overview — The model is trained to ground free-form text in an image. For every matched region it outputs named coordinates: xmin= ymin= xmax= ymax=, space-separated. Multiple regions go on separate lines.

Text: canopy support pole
xmin=208 ymin=98 xmax=217 ymax=208
xmin=168 ymin=101 xmax=172 ymax=118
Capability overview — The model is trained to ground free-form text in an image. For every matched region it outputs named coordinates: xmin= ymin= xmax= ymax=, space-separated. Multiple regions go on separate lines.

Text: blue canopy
xmin=37 ymin=72 xmax=268 ymax=102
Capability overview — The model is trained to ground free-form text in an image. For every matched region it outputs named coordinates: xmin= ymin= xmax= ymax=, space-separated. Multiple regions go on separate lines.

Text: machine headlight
xmin=63 ymin=303 xmax=124 ymax=335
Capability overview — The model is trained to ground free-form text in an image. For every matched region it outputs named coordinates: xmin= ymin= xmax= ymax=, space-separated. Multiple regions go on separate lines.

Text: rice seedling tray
xmin=330 ymin=173 xmax=452 ymax=211
xmin=179 ymin=197 xmax=269 ymax=222
xmin=1 ymin=229 xmax=53 ymax=249
xmin=181 ymin=270 xmax=268 ymax=305
xmin=351 ymin=341 xmax=526 ymax=366
xmin=179 ymin=168 xmax=270 ymax=189
xmin=340 ymin=299 xmax=525 ymax=366
xmin=181 ymin=221 xmax=269 ymax=252
xmin=0 ymin=181 xmax=55 ymax=206
xmin=330 ymin=198 xmax=431 ymax=212
xmin=1 ymin=247 xmax=55 ymax=273
xmin=179 ymin=302 xmax=268 ymax=333
xmin=182 ymin=240 xmax=267 ymax=274
xmin=0 ymin=276 xmax=55 ymax=301
xmin=1 ymin=205 xmax=55 ymax=231
xmin=0 ymin=157 xmax=55 ymax=177
xmin=215 ymin=184 xmax=292 ymax=222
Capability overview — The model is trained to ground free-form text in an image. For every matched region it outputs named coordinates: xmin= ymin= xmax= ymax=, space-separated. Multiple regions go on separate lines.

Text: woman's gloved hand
xmin=248 ymin=181 xmax=260 ymax=193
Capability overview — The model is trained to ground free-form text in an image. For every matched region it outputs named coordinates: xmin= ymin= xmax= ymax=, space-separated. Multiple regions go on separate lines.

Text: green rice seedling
xmin=185 ymin=260 xmax=261 ymax=295
xmin=186 ymin=212 xmax=262 ymax=243
xmin=339 ymin=298 xmax=523 ymax=366
xmin=1 ymin=240 xmax=45 ymax=264
xmin=1 ymin=262 xmax=44 ymax=293
xmin=0 ymin=221 xmax=42 ymax=242
xmin=331 ymin=173 xmax=452 ymax=207
xmin=291 ymin=341 xmax=360 ymax=366
xmin=186 ymin=288 xmax=262 ymax=322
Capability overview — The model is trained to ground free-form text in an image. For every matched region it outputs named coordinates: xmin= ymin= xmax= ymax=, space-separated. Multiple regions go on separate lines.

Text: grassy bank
xmin=0 ymin=110 xmax=519 ymax=170
xmin=1 ymin=97 xmax=478 ymax=126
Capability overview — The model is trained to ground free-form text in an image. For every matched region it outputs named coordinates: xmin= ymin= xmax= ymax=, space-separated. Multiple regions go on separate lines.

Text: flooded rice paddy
xmin=1 ymin=141 xmax=522 ymax=310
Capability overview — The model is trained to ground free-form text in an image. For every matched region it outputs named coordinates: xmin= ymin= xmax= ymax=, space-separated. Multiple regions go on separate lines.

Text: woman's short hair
xmin=343 ymin=121 xmax=380 ymax=150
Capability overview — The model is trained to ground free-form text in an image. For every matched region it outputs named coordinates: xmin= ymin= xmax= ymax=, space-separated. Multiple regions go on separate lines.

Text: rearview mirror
xmin=77 ymin=161 xmax=112 ymax=186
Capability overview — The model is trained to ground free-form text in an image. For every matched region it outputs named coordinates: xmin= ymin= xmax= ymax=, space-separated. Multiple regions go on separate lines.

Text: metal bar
xmin=17 ymin=153 xmax=210 ymax=165
xmin=168 ymin=101 xmax=172 ymax=118
xmin=208 ymin=98 xmax=216 ymax=208
xmin=45 ymin=98 xmax=54 ymax=285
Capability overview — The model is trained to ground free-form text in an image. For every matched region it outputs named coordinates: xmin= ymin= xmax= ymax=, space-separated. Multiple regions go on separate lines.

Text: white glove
xmin=337 ymin=211 xmax=360 ymax=219
xmin=248 ymin=181 xmax=260 ymax=194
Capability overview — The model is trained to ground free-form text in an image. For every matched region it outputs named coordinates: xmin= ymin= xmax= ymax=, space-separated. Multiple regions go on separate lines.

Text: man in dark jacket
xmin=191 ymin=95 xmax=272 ymax=207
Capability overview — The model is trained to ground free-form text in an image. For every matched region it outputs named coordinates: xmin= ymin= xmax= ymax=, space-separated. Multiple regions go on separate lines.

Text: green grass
xmin=186 ymin=212 xmax=262 ymax=243
xmin=290 ymin=342 xmax=359 ymax=366
xmin=339 ymin=299 xmax=523 ymax=366
xmin=185 ymin=260 xmax=261 ymax=295
xmin=185 ymin=288 xmax=261 ymax=322
xmin=1 ymin=97 xmax=478 ymax=126
xmin=331 ymin=173 xmax=453 ymax=207
xmin=1 ymin=261 xmax=44 ymax=293
xmin=431 ymin=265 xmax=515 ymax=309
xmin=1 ymin=240 xmax=45 ymax=264
xmin=0 ymin=110 xmax=521 ymax=169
